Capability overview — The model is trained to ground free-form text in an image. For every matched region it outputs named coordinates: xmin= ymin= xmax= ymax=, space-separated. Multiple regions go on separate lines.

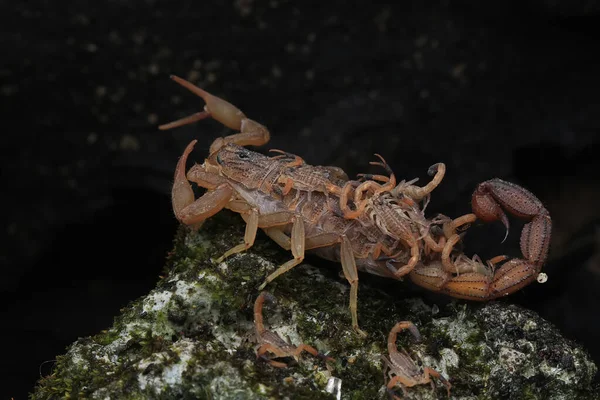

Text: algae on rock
xmin=32 ymin=211 xmax=599 ymax=399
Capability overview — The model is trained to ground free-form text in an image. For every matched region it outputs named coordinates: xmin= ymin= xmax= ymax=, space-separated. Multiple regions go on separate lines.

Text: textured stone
xmin=32 ymin=212 xmax=599 ymax=399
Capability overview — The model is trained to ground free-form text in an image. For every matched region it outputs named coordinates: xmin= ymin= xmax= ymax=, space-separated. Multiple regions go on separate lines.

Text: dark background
xmin=2 ymin=0 xmax=600 ymax=397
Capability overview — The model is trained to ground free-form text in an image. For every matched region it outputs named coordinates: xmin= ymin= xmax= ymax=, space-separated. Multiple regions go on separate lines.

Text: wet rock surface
xmin=31 ymin=212 xmax=598 ymax=399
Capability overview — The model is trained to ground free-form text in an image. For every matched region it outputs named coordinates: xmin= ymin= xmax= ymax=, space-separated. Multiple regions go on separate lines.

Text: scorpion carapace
xmin=159 ymin=75 xmax=552 ymax=336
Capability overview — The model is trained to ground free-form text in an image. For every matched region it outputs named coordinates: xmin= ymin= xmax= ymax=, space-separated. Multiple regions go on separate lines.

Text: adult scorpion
xmin=159 ymin=75 xmax=552 ymax=337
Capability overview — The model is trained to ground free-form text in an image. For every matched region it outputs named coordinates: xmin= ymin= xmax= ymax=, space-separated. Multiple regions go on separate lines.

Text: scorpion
xmin=159 ymin=75 xmax=552 ymax=337
xmin=253 ymin=291 xmax=333 ymax=368
xmin=382 ymin=321 xmax=451 ymax=399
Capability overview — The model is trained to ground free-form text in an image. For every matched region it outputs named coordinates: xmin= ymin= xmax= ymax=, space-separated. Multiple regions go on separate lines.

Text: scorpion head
xmin=208 ymin=143 xmax=274 ymax=189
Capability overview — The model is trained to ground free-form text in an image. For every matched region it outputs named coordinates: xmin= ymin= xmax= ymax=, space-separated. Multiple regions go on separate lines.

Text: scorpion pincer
xmin=159 ymin=75 xmax=552 ymax=337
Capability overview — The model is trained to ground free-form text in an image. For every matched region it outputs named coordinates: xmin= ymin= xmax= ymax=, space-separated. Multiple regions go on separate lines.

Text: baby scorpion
xmin=159 ymin=75 xmax=552 ymax=336
xmin=382 ymin=321 xmax=451 ymax=399
xmin=253 ymin=291 xmax=333 ymax=368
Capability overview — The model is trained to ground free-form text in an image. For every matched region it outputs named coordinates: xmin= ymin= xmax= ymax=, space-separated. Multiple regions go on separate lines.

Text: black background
xmin=2 ymin=0 xmax=600 ymax=397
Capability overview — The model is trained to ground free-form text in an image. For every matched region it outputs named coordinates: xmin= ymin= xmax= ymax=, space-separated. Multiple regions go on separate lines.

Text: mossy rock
xmin=31 ymin=211 xmax=599 ymax=399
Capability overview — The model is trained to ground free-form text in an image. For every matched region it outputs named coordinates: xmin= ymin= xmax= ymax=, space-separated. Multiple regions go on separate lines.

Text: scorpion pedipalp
xmin=159 ymin=75 xmax=245 ymax=130
xmin=159 ymin=75 xmax=270 ymax=154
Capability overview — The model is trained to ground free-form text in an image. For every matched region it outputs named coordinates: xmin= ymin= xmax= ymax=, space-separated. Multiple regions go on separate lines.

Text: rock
xmin=31 ymin=211 xmax=598 ymax=399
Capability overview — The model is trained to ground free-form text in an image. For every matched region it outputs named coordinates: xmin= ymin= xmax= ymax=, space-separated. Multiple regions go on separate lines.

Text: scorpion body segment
xmin=160 ymin=75 xmax=552 ymax=336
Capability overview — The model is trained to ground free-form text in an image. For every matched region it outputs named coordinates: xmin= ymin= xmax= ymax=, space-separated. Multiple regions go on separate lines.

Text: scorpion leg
xmin=259 ymin=229 xmax=356 ymax=334
xmin=256 ymin=345 xmax=290 ymax=368
xmin=355 ymin=155 xmax=396 ymax=200
xmin=422 ymin=368 xmax=452 ymax=398
xmin=357 ymin=154 xmax=397 ymax=184
xmin=289 ymin=344 xmax=334 ymax=363
xmin=380 ymin=355 xmax=392 ymax=384
xmin=386 ymin=378 xmax=409 ymax=400
xmin=218 ymin=210 xmax=299 ymax=263
xmin=264 ymin=228 xmax=340 ymax=253
xmin=172 ymin=140 xmax=233 ymax=227
xmin=269 ymin=149 xmax=305 ymax=167
xmin=256 ymin=343 xmax=333 ymax=368
xmin=274 ymin=231 xmax=367 ymax=337
xmin=216 ymin=207 xmax=259 ymax=263
xmin=340 ymin=235 xmax=368 ymax=337
xmin=259 ymin=221 xmax=347 ymax=292
xmin=159 ymin=75 xmax=270 ymax=154
xmin=262 ymin=227 xmax=372 ymax=335
xmin=371 ymin=241 xmax=401 ymax=261
xmin=263 ymin=227 xmax=293 ymax=250
xmin=357 ymin=173 xmax=392 ymax=183
xmin=258 ymin=214 xmax=306 ymax=290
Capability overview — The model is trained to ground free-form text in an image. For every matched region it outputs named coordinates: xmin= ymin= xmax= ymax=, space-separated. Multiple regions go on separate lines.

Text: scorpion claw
xmin=472 ymin=178 xmax=551 ymax=264
xmin=472 ymin=184 xmax=510 ymax=235
xmin=166 ymin=75 xmax=245 ymax=131
xmin=472 ymin=178 xmax=540 ymax=223
xmin=158 ymin=110 xmax=211 ymax=130
xmin=471 ymin=180 xmax=512 ymax=242
xmin=161 ymin=75 xmax=270 ymax=154
xmin=318 ymin=352 xmax=336 ymax=363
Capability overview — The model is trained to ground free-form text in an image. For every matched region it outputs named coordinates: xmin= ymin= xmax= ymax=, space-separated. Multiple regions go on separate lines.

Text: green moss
xmin=31 ymin=211 xmax=599 ymax=399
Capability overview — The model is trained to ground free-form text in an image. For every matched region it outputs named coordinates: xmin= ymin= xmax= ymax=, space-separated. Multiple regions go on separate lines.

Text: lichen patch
xmin=137 ymin=338 xmax=196 ymax=393
xmin=143 ymin=290 xmax=173 ymax=313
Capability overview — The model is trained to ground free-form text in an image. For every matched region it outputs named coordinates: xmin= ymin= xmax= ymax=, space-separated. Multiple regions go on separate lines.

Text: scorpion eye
xmin=237 ymin=151 xmax=250 ymax=159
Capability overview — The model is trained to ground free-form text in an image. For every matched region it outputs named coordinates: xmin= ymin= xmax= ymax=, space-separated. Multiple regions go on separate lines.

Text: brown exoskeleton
xmin=159 ymin=75 xmax=552 ymax=337
xmin=381 ymin=321 xmax=451 ymax=399
xmin=253 ymin=291 xmax=333 ymax=368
